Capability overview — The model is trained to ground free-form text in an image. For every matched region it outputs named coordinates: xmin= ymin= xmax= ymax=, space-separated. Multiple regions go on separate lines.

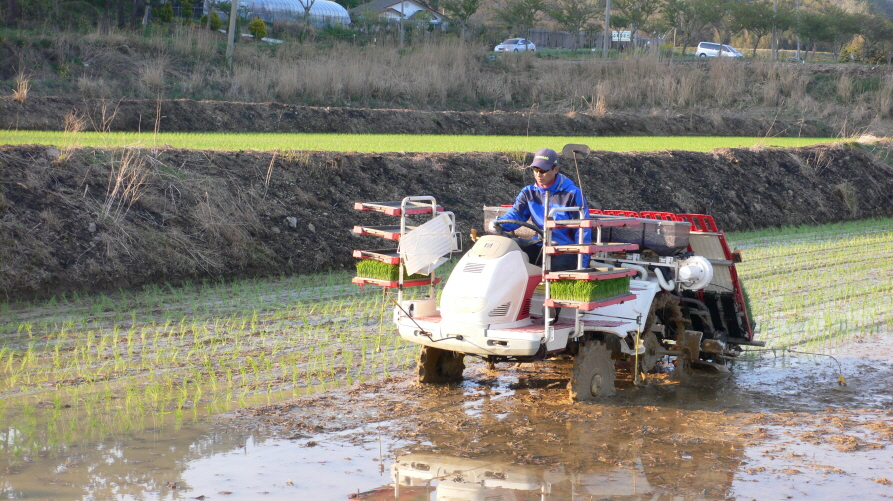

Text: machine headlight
xmin=678 ymin=256 xmax=713 ymax=290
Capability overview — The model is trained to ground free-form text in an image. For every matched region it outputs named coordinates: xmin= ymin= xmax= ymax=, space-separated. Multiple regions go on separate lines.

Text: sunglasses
xmin=532 ymin=167 xmax=553 ymax=175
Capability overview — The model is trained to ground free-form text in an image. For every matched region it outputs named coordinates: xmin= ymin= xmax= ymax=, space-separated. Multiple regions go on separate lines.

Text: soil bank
xmin=0 ymin=96 xmax=831 ymax=136
xmin=2 ymin=142 xmax=893 ymax=301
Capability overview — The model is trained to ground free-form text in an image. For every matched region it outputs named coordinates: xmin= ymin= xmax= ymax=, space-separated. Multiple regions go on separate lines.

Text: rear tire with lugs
xmin=417 ymin=346 xmax=465 ymax=384
xmin=568 ymin=339 xmax=616 ymax=400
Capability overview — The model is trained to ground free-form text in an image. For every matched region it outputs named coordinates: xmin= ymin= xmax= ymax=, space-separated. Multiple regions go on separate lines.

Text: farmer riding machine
xmin=352 ymin=145 xmax=760 ymax=400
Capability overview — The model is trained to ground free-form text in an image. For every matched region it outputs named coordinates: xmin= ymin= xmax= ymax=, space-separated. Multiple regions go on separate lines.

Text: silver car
xmin=695 ymin=42 xmax=743 ymax=58
xmin=494 ymin=38 xmax=536 ymax=53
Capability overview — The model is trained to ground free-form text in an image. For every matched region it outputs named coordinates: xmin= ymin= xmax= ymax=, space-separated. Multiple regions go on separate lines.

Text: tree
xmin=298 ymin=0 xmax=316 ymax=21
xmin=494 ymin=0 xmax=545 ymax=34
xmin=545 ymin=0 xmax=599 ymax=50
xmin=613 ymin=0 xmax=661 ymax=48
xmin=822 ymin=5 xmax=860 ymax=61
xmin=661 ymin=0 xmax=724 ymax=56
xmin=727 ymin=0 xmax=793 ymax=58
xmin=154 ymin=1 xmax=174 ymax=22
xmin=795 ymin=9 xmax=832 ymax=61
xmin=180 ymin=0 xmax=193 ymax=18
xmin=248 ymin=16 xmax=266 ymax=38
xmin=441 ymin=0 xmax=481 ymax=41
xmin=200 ymin=10 xmax=222 ymax=29
xmin=857 ymin=11 xmax=893 ymax=62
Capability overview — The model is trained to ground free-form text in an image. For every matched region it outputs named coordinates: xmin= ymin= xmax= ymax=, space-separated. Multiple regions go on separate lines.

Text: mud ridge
xmin=2 ymin=142 xmax=892 ymax=300
xmin=0 ymin=96 xmax=831 ymax=136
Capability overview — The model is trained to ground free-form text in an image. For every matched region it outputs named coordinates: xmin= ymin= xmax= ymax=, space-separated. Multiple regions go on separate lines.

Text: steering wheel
xmin=491 ymin=219 xmax=544 ymax=240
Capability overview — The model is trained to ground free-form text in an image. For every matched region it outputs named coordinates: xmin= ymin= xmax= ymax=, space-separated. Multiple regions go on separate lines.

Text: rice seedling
xmin=730 ymin=217 xmax=893 ymax=355
xmin=549 ymin=277 xmax=631 ymax=303
xmin=0 ymin=130 xmax=842 ymax=153
xmin=1 ymin=220 xmax=889 ymax=464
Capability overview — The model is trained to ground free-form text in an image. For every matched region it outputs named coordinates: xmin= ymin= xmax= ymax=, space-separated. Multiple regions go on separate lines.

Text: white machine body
xmin=396 ymin=235 xmax=665 ymax=359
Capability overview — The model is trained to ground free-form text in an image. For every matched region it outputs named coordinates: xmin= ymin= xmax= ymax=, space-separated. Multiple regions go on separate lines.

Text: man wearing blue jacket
xmin=488 ymin=148 xmax=591 ymax=271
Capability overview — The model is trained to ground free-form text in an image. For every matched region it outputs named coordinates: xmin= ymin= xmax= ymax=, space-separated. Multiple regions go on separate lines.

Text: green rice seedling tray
xmin=548 ymin=276 xmax=631 ymax=306
xmin=544 ymin=294 xmax=635 ymax=310
xmin=544 ymin=267 xmax=638 ymax=281
xmin=355 ymin=259 xmax=429 ymax=282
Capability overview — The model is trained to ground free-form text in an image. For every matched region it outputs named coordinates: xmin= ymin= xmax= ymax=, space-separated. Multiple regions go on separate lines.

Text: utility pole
xmin=603 ymin=0 xmax=611 ymax=58
xmin=772 ymin=0 xmax=778 ymax=60
xmin=226 ymin=0 xmax=238 ymax=67
xmin=795 ymin=0 xmax=801 ymax=60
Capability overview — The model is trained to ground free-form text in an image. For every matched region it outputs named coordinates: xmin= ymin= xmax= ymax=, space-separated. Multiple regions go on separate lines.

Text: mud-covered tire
xmin=568 ymin=339 xmax=616 ymax=400
xmin=417 ymin=346 xmax=465 ymax=384
xmin=639 ymin=331 xmax=662 ymax=374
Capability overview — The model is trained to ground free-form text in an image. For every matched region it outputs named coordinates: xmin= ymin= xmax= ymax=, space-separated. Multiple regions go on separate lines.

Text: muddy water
xmin=3 ymin=333 xmax=892 ymax=500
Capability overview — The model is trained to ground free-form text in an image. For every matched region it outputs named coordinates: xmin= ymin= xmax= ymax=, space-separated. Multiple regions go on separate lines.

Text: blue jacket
xmin=498 ymin=173 xmax=591 ymax=265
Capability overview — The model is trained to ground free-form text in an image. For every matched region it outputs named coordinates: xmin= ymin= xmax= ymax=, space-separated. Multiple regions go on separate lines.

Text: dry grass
xmin=875 ymin=74 xmax=893 ymax=118
xmin=56 ymin=111 xmax=88 ymax=163
xmin=138 ymin=57 xmax=167 ymax=95
xmin=180 ymin=65 xmax=207 ymax=95
xmin=101 ymin=148 xmax=149 ymax=223
xmin=8 ymin=26 xmax=893 ymax=134
xmin=836 ymin=74 xmax=853 ymax=104
xmin=76 ymin=76 xmax=114 ymax=98
xmin=12 ymin=71 xmax=31 ymax=103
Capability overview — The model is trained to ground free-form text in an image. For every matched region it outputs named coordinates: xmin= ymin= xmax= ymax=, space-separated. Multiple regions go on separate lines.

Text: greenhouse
xmin=239 ymin=0 xmax=351 ymax=26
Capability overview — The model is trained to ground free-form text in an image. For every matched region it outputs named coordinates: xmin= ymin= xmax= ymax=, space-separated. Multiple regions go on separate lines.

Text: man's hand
xmin=487 ymin=219 xmax=500 ymax=234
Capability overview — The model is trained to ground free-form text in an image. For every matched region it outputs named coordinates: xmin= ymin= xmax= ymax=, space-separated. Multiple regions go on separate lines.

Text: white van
xmin=695 ymin=42 xmax=743 ymax=58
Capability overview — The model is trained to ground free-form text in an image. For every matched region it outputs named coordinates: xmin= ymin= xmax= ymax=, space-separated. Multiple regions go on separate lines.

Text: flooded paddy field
xmin=1 ymin=218 xmax=892 ymax=500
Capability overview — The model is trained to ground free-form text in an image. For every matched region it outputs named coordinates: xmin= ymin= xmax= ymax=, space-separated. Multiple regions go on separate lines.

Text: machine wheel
xmin=417 ymin=346 xmax=465 ymax=384
xmin=568 ymin=339 xmax=616 ymax=400
xmin=639 ymin=331 xmax=663 ymax=374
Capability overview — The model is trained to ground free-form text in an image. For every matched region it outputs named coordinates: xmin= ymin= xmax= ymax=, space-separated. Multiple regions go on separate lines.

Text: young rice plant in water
xmin=1 ymin=220 xmax=892 ymax=463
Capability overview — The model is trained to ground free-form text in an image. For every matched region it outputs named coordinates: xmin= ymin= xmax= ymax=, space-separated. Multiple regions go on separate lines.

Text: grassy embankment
xmin=0 ymin=218 xmax=891 ymax=463
xmin=2 ymin=25 xmax=891 ymax=123
xmin=0 ymin=131 xmax=843 ymax=152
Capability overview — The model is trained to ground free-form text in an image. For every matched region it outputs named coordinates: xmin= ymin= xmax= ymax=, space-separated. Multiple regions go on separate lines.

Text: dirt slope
xmin=2 ymin=142 xmax=892 ymax=300
xmin=0 ymin=96 xmax=830 ymax=136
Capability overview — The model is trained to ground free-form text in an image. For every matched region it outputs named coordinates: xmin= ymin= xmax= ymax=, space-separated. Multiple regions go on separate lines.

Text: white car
xmin=695 ymin=42 xmax=743 ymax=58
xmin=494 ymin=38 xmax=536 ymax=53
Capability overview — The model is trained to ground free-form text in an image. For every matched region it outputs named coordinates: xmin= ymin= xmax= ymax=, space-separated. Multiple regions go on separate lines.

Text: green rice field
xmin=0 ymin=217 xmax=891 ymax=462
xmin=0 ymin=131 xmax=843 ymax=153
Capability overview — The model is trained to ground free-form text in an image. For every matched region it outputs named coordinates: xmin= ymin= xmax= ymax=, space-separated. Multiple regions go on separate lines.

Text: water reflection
xmin=0 ymin=421 xmax=259 ymax=500
xmin=356 ymin=431 xmax=745 ymax=501
xmin=386 ymin=450 xmax=652 ymax=500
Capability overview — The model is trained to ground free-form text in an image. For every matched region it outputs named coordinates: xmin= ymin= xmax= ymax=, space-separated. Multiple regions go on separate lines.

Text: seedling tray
xmin=352 ymin=249 xmax=401 ymax=265
xmin=354 ymin=201 xmax=443 ymax=216
xmin=544 ymin=267 xmax=638 ymax=281
xmin=352 ymin=277 xmax=441 ymax=290
xmin=544 ymin=293 xmax=636 ymax=310
xmin=352 ymin=225 xmax=418 ymax=240
xmin=546 ymin=218 xmax=642 ymax=229
xmin=545 ymin=243 xmax=639 ymax=254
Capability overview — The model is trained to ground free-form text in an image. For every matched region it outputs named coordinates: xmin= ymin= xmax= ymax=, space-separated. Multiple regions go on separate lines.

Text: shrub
xmin=248 ymin=17 xmax=267 ymax=39
xmin=199 ymin=11 xmax=223 ymax=30
xmin=180 ymin=0 xmax=194 ymax=17
xmin=153 ymin=2 xmax=175 ymax=22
